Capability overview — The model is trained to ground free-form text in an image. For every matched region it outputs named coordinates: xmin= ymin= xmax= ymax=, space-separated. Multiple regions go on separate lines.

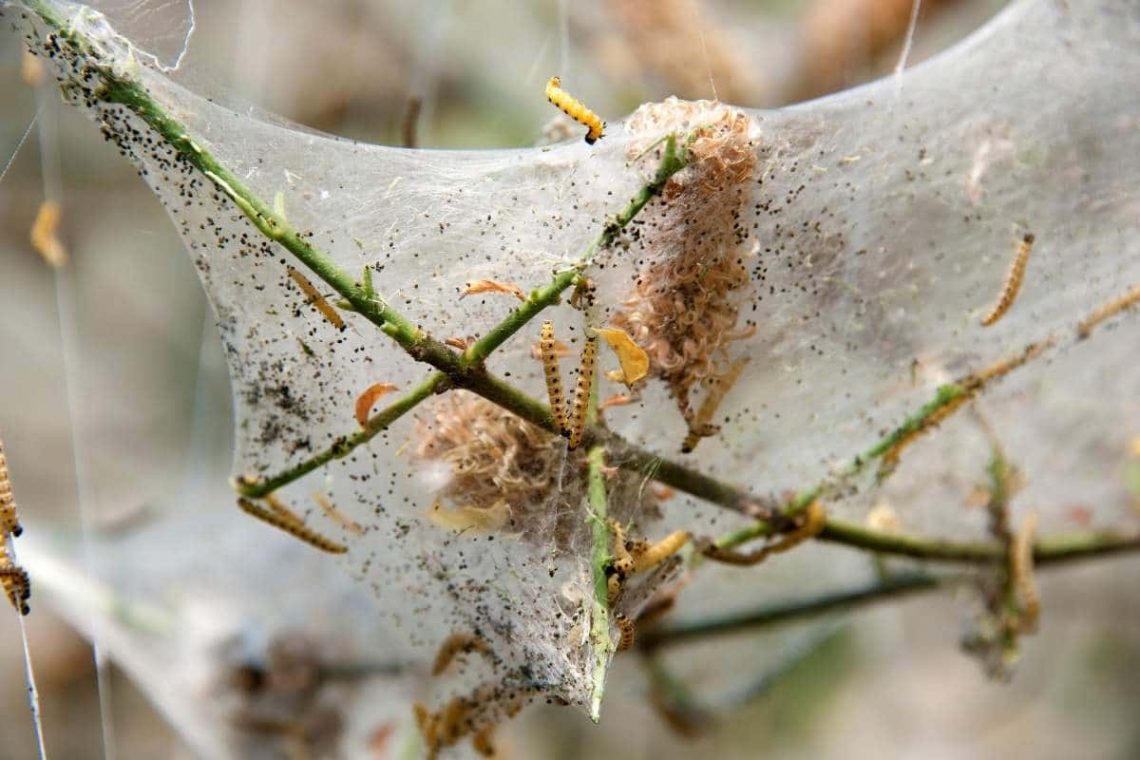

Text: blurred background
xmin=1 ymin=0 xmax=1138 ymax=757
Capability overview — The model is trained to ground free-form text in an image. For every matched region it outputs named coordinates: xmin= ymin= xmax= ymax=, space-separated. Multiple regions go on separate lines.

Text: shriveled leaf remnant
xmin=461 ymin=279 xmax=526 ymax=301
xmin=594 ymin=326 xmax=650 ymax=386
xmin=354 ymin=383 xmax=398 ymax=427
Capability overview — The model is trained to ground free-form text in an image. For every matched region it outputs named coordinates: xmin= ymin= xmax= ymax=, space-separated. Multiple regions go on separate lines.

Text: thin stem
xmin=234 ymin=372 xmax=447 ymax=497
xmin=643 ymin=653 xmax=711 ymax=735
xmin=641 ymin=573 xmax=945 ymax=649
xmin=461 ymin=134 xmax=686 ymax=369
xmin=585 ymin=444 xmax=615 ymax=722
xmin=462 ymin=269 xmax=578 ymax=369
xmin=814 ymin=515 xmax=1140 ymax=567
xmin=714 ymin=383 xmax=969 ymax=551
xmin=39 ymin=8 xmax=691 ymax=501
xmin=645 ymin=529 xmax=1140 ymax=649
xmin=26 ymin=5 xmax=1140 ymax=574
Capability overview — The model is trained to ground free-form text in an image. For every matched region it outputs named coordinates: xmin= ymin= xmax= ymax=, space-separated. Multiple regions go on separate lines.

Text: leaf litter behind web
xmin=8 ymin=0 xmax=1140 ymax=730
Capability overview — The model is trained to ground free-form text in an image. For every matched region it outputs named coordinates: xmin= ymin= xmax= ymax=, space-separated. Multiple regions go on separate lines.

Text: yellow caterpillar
xmin=980 ymin=233 xmax=1034 ymax=327
xmin=237 ymin=497 xmax=347 ymax=555
xmin=545 ymin=76 xmax=604 ymax=144
xmin=540 ymin=320 xmax=568 ymax=434
xmin=567 ymin=333 xmax=598 ymax=449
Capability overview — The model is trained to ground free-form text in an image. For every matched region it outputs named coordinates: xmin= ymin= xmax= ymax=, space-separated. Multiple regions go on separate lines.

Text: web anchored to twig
xmin=9 ymin=0 xmax=1140 ymax=753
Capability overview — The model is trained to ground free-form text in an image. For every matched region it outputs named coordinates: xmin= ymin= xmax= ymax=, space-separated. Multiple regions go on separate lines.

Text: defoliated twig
xmin=586 ymin=444 xmax=615 ymax=722
xmin=462 ymin=134 xmax=686 ymax=370
xmin=640 ymin=573 xmax=945 ymax=650
xmin=714 ymin=340 xmax=1052 ymax=553
xmin=24 ymin=3 xmax=1140 ymax=574
xmin=815 ymin=521 xmax=1140 ymax=565
xmin=235 ymin=372 xmax=447 ymax=497
xmin=95 ymin=83 xmax=684 ymax=493
xmin=644 ymin=524 xmax=1140 ymax=651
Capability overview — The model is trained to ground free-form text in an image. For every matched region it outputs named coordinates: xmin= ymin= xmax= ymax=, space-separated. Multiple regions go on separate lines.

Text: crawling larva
xmin=703 ymin=500 xmax=826 ymax=566
xmin=539 ymin=320 xmax=568 ymax=435
xmin=286 ymin=266 xmax=346 ymax=330
xmin=878 ymin=340 xmax=1052 ymax=477
xmin=262 ymin=492 xmax=301 ymax=524
xmin=0 ymin=441 xmax=21 ymax=538
xmin=567 ymin=333 xmax=598 ymax=449
xmin=632 ymin=530 xmax=691 ymax=573
xmin=415 ymin=684 xmax=527 ymax=759
xmin=681 ymin=359 xmax=748 ymax=453
xmin=0 ymin=544 xmax=30 ymax=616
xmin=236 ymin=497 xmax=347 ymax=555
xmin=545 ymin=76 xmax=605 ymax=144
xmin=607 ymin=523 xmax=689 ymax=606
xmin=1010 ymin=512 xmax=1040 ymax=632
xmin=472 ymin=726 xmax=496 ymax=758
xmin=312 ymin=492 xmax=364 ymax=536
xmin=599 ymin=394 xmax=635 ymax=410
xmin=615 ymin=613 xmax=636 ymax=651
xmin=980 ymin=233 xmax=1034 ymax=327
xmin=431 ymin=631 xmax=495 ymax=676
xmin=30 ymin=199 xmax=68 ymax=268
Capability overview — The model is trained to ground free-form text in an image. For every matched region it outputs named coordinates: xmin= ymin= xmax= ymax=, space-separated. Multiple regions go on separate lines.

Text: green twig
xmin=645 ymin=526 xmax=1140 ymax=649
xmin=24 ymin=5 xmax=1140 ymax=575
xmin=31 ymin=7 xmax=697 ymax=499
xmin=817 ymin=521 xmax=1140 ymax=564
xmin=640 ymin=573 xmax=945 ymax=649
xmin=462 ymin=136 xmax=687 ymax=369
xmin=714 ymin=383 xmax=969 ymax=551
xmin=234 ymin=372 xmax=447 ymax=497
xmin=585 ymin=444 xmax=615 ymax=722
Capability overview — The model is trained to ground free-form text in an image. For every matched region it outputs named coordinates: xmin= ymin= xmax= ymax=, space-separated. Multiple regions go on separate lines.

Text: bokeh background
xmin=1 ymin=0 xmax=1138 ymax=757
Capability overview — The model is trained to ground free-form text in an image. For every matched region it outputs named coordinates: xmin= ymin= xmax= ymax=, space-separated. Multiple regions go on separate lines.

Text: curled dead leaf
xmin=461 ymin=279 xmax=526 ymax=301
xmin=355 ymin=383 xmax=399 ymax=427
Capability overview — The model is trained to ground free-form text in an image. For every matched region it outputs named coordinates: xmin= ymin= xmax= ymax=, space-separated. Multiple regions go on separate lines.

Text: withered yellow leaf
xmin=425 ymin=500 xmax=510 ymax=533
xmin=593 ymin=327 xmax=649 ymax=385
